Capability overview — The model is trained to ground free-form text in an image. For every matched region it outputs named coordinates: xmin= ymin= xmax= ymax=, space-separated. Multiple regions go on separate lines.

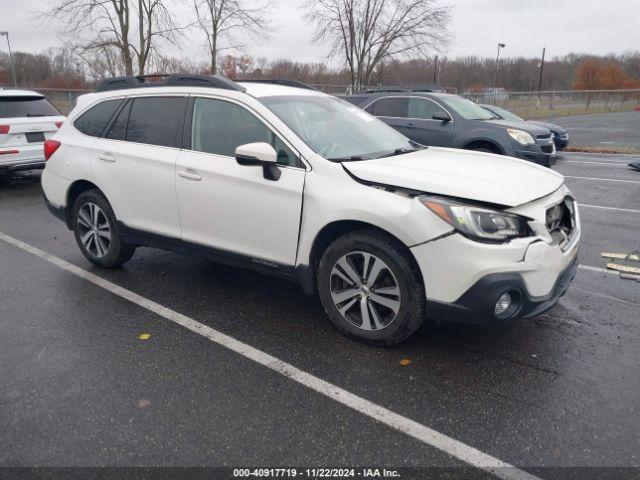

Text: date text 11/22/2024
xmin=232 ymin=468 xmax=401 ymax=478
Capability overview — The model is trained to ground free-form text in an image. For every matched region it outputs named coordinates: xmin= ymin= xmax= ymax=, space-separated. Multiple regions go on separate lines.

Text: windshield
xmin=440 ymin=96 xmax=495 ymax=120
xmin=488 ymin=105 xmax=524 ymax=122
xmin=259 ymin=95 xmax=415 ymax=160
xmin=0 ymin=96 xmax=61 ymax=118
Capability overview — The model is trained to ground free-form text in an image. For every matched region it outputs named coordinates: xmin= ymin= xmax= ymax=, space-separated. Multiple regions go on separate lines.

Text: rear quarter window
xmin=0 ymin=96 xmax=61 ymax=118
xmin=74 ymin=99 xmax=123 ymax=137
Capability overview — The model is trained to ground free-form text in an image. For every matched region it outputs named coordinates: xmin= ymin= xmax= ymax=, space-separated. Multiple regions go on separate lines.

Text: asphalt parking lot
xmin=0 ymin=152 xmax=639 ymax=479
xmin=552 ymin=111 xmax=640 ymax=150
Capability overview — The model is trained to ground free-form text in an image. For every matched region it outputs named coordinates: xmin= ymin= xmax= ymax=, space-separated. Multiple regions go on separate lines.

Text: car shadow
xmin=0 ymin=170 xmax=43 ymax=187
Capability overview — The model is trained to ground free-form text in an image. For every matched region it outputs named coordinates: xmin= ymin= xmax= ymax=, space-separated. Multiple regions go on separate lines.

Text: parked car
xmin=344 ymin=91 xmax=557 ymax=166
xmin=481 ymin=104 xmax=570 ymax=150
xmin=0 ymin=89 xmax=65 ymax=173
xmin=42 ymin=75 xmax=580 ymax=345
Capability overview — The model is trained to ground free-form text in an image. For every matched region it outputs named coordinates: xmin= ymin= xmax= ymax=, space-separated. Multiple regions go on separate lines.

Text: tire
xmin=317 ymin=230 xmax=425 ymax=346
xmin=71 ymin=189 xmax=135 ymax=268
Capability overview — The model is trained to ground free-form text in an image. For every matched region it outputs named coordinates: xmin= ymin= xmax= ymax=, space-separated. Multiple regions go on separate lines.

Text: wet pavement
xmin=552 ymin=111 xmax=640 ymax=150
xmin=0 ymin=153 xmax=639 ymax=478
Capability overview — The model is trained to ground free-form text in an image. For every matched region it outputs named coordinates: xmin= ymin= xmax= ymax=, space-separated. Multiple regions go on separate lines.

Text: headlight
xmin=419 ymin=196 xmax=532 ymax=242
xmin=507 ymin=128 xmax=535 ymax=145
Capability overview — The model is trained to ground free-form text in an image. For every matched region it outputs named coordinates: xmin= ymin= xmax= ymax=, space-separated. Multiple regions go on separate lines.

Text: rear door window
xmin=126 ymin=97 xmax=187 ymax=148
xmin=0 ymin=96 xmax=61 ymax=118
xmin=74 ymin=99 xmax=123 ymax=137
xmin=366 ymin=98 xmax=408 ymax=118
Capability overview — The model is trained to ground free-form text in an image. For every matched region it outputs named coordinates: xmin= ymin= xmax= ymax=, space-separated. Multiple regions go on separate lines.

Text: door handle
xmin=178 ymin=170 xmax=203 ymax=181
xmin=98 ymin=153 xmax=116 ymax=163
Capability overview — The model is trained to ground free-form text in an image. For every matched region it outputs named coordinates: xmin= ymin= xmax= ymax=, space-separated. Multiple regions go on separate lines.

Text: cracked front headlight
xmin=419 ymin=196 xmax=533 ymax=242
xmin=507 ymin=128 xmax=535 ymax=145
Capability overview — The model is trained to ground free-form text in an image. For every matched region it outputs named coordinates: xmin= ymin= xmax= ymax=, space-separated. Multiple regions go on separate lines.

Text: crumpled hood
xmin=343 ymin=147 xmax=564 ymax=207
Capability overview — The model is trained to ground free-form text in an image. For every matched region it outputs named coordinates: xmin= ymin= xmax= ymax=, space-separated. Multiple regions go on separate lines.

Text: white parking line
xmin=561 ymin=161 xmax=630 ymax=167
xmin=562 ymin=152 xmax=640 ymax=157
xmin=579 ymin=203 xmax=640 ymax=214
xmin=564 ymin=175 xmax=640 ymax=185
xmin=578 ymin=264 xmax=619 ymax=276
xmin=572 ymin=286 xmax=639 ymax=307
xmin=0 ymin=231 xmax=539 ymax=480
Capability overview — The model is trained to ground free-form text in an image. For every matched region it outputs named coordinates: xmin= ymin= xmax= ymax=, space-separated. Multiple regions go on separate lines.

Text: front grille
xmin=541 ymin=144 xmax=554 ymax=154
xmin=537 ymin=134 xmax=552 ymax=140
xmin=546 ymin=197 xmax=577 ymax=248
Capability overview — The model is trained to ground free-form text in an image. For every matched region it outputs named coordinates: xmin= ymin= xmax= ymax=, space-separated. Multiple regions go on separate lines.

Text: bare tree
xmin=133 ymin=0 xmax=184 ymax=75
xmin=193 ymin=0 xmax=274 ymax=74
xmin=304 ymin=0 xmax=451 ymax=90
xmin=44 ymin=0 xmax=182 ymax=77
xmin=76 ymin=45 xmax=125 ymax=81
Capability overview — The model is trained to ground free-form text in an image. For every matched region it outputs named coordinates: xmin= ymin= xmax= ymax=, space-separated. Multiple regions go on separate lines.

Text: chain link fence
xmin=14 ymin=85 xmax=640 ymax=119
xmin=460 ymin=89 xmax=640 ymax=119
xmin=310 ymin=85 xmax=640 ymax=119
xmin=31 ymin=87 xmax=91 ymax=115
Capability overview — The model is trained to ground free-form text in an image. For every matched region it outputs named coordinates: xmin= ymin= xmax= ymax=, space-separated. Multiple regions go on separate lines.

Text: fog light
xmin=495 ymin=292 xmax=512 ymax=316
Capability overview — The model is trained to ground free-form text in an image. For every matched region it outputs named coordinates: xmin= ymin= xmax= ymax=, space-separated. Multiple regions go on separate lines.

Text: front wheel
xmin=72 ymin=189 xmax=136 ymax=268
xmin=317 ymin=230 xmax=425 ymax=345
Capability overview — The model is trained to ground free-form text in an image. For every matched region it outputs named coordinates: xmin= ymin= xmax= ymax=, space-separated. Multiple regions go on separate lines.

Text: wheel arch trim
xmin=297 ymin=219 xmax=424 ymax=296
xmin=64 ymin=179 xmax=107 ymax=228
xmin=461 ymin=137 xmax=505 ymax=154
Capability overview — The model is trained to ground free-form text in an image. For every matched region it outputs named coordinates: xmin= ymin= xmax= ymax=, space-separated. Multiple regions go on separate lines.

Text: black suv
xmin=344 ymin=91 xmax=557 ymax=166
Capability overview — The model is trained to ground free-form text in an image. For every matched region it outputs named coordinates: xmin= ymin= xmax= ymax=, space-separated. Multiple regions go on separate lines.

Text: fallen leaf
xmin=399 ymin=358 xmax=411 ymax=366
xmin=136 ymin=399 xmax=150 ymax=408
xmin=139 ymin=333 xmax=151 ymax=340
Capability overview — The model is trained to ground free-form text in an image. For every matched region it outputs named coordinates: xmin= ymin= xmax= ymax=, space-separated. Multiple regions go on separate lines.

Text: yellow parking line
xmin=606 ymin=263 xmax=640 ymax=275
xmin=601 ymin=252 xmax=640 ymax=261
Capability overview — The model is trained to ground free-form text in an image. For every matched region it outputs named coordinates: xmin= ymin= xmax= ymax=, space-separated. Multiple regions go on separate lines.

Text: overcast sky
xmin=3 ymin=0 xmax=639 ymax=64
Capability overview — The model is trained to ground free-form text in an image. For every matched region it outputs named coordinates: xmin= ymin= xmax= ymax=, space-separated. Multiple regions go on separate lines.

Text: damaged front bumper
xmin=411 ymin=227 xmax=580 ymax=324
xmin=425 ymin=256 xmax=578 ymax=324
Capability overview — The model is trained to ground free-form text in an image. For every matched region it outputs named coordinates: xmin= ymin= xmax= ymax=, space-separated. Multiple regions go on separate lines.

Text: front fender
xmin=296 ymin=170 xmax=453 ymax=267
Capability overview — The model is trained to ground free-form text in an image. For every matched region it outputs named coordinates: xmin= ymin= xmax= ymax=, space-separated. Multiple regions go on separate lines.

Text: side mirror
xmin=432 ymin=111 xmax=452 ymax=122
xmin=235 ymin=142 xmax=277 ymax=165
xmin=235 ymin=142 xmax=281 ymax=181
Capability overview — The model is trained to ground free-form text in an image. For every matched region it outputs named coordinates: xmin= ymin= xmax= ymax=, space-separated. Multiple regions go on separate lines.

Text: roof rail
xmin=361 ymin=86 xmax=408 ymax=94
xmin=238 ymin=79 xmax=319 ymax=91
xmin=95 ymin=74 xmax=246 ymax=93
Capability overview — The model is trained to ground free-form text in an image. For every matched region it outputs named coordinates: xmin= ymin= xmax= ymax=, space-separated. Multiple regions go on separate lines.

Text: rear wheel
xmin=72 ymin=189 xmax=135 ymax=268
xmin=317 ymin=230 xmax=425 ymax=345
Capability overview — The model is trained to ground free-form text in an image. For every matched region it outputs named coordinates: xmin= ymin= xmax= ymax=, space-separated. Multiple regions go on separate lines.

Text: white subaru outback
xmin=41 ymin=75 xmax=580 ymax=345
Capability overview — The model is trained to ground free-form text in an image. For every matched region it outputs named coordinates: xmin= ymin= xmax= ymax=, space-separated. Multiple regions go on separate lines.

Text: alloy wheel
xmin=77 ymin=202 xmax=112 ymax=258
xmin=329 ymin=251 xmax=401 ymax=331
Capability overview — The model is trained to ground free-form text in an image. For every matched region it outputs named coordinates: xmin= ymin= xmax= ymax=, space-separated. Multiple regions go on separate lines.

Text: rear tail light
xmin=0 ymin=125 xmax=9 ymax=134
xmin=55 ymin=121 xmax=63 ymax=129
xmin=44 ymin=139 xmax=61 ymax=161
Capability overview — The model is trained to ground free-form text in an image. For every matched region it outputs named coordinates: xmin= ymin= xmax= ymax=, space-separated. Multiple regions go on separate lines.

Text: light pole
xmin=538 ymin=47 xmax=546 ymax=94
xmin=0 ymin=31 xmax=17 ymax=87
xmin=495 ymin=42 xmax=506 ymax=88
